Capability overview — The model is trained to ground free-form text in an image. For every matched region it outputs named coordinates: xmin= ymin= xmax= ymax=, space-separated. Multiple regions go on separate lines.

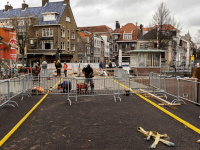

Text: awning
xmin=126 ymin=49 xmax=168 ymax=53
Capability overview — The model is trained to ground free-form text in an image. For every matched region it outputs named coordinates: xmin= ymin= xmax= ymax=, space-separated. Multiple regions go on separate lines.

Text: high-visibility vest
xmin=64 ymin=64 xmax=67 ymax=70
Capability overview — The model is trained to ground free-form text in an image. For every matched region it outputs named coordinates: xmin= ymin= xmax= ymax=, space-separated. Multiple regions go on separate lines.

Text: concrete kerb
xmin=106 ymin=76 xmax=200 ymax=135
xmin=0 ymin=78 xmax=64 ymax=147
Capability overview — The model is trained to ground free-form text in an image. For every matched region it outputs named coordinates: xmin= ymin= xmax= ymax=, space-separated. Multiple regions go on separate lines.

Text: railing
xmin=149 ymin=72 xmax=199 ymax=105
xmin=114 ymin=68 xmax=129 ymax=82
xmin=28 ymin=76 xmax=123 ymax=105
xmin=0 ymin=74 xmax=32 ymax=107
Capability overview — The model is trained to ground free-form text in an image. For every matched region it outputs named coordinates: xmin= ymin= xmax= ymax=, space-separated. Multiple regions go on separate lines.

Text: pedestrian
xmin=56 ymin=60 xmax=62 ymax=76
xmin=28 ymin=64 xmax=33 ymax=74
xmin=36 ymin=62 xmax=41 ymax=77
xmin=63 ymin=62 xmax=67 ymax=77
xmin=108 ymin=61 xmax=112 ymax=76
xmin=99 ymin=61 xmax=103 ymax=76
xmin=109 ymin=61 xmax=112 ymax=68
xmin=82 ymin=63 xmax=94 ymax=92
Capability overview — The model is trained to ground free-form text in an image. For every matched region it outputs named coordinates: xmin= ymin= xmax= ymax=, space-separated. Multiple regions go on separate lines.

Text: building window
xmin=18 ymin=20 xmax=24 ymax=26
xmin=67 ymin=41 xmax=70 ymax=51
xmin=123 ymin=34 xmax=132 ymax=40
xmin=121 ymin=44 xmax=126 ymax=52
xmin=90 ymin=56 xmax=93 ymax=63
xmin=71 ymin=44 xmax=75 ymax=51
xmin=36 ymin=31 xmax=38 ymax=37
xmin=61 ymin=42 xmax=65 ymax=50
xmin=113 ymin=35 xmax=118 ymax=40
xmin=30 ymin=40 xmax=33 ymax=45
xmin=42 ymin=41 xmax=53 ymax=49
xmin=113 ymin=44 xmax=118 ymax=52
xmin=87 ymin=56 xmax=90 ymax=63
xmin=130 ymin=43 xmax=135 ymax=50
xmin=145 ymin=43 xmax=149 ymax=49
xmin=42 ymin=28 xmax=53 ymax=37
xmin=61 ymin=29 xmax=65 ymax=38
xmin=154 ymin=43 xmax=157 ymax=48
xmin=67 ymin=29 xmax=70 ymax=40
xmin=71 ymin=31 xmax=75 ymax=39
xmin=87 ymin=47 xmax=90 ymax=54
xmin=43 ymin=14 xmax=56 ymax=21
xmin=140 ymin=43 xmax=144 ymax=49
xmin=66 ymin=17 xmax=70 ymax=22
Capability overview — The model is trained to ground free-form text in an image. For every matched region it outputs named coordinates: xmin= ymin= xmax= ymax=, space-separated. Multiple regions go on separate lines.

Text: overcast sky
xmin=1 ymin=0 xmax=200 ymax=40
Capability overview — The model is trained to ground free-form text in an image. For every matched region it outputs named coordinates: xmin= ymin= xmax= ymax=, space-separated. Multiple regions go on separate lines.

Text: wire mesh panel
xmin=73 ymin=77 xmax=122 ymax=102
xmin=177 ymin=78 xmax=197 ymax=104
xmin=0 ymin=80 xmax=10 ymax=107
xmin=129 ymin=76 xmax=153 ymax=93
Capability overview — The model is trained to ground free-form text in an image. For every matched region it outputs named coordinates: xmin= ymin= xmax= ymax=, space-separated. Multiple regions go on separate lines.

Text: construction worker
xmin=82 ymin=63 xmax=94 ymax=92
xmin=63 ymin=62 xmax=67 ymax=77
xmin=99 ymin=61 xmax=103 ymax=76
xmin=56 ymin=60 xmax=62 ymax=76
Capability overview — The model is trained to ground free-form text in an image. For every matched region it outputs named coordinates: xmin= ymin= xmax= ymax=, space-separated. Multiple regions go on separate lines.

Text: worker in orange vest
xmin=63 ymin=62 xmax=67 ymax=77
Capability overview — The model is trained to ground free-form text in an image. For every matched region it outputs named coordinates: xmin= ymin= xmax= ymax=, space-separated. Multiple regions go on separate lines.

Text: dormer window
xmin=42 ymin=12 xmax=58 ymax=21
xmin=123 ymin=33 xmax=132 ymax=40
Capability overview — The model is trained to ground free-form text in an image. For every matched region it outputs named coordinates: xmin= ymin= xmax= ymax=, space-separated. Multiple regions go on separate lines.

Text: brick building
xmin=112 ymin=21 xmax=143 ymax=65
xmin=79 ymin=25 xmax=113 ymax=66
xmin=0 ymin=0 xmax=78 ymax=65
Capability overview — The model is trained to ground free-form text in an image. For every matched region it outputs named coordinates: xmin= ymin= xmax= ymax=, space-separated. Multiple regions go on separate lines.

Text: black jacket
xmin=56 ymin=63 xmax=62 ymax=69
xmin=109 ymin=62 xmax=112 ymax=68
xmin=82 ymin=66 xmax=93 ymax=78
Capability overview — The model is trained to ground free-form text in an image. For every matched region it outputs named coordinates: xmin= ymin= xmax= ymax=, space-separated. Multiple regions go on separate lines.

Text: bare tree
xmin=194 ymin=29 xmax=200 ymax=49
xmin=12 ymin=14 xmax=39 ymax=65
xmin=149 ymin=1 xmax=181 ymax=50
xmin=147 ymin=1 xmax=182 ymax=75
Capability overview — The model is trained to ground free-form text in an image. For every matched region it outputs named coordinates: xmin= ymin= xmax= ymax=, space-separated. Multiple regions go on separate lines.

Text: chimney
xmin=140 ymin=24 xmax=143 ymax=34
xmin=22 ymin=2 xmax=28 ymax=10
xmin=42 ymin=0 xmax=49 ymax=7
xmin=5 ymin=2 xmax=13 ymax=12
xmin=64 ymin=0 xmax=70 ymax=5
xmin=116 ymin=21 xmax=120 ymax=29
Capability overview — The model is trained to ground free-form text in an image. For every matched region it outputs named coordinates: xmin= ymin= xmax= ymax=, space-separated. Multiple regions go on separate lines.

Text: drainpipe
xmin=57 ymin=26 xmax=60 ymax=60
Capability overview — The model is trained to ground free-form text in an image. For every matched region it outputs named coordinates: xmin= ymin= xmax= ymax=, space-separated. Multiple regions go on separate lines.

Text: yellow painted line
xmin=0 ymin=78 xmax=63 ymax=147
xmin=107 ymin=76 xmax=200 ymax=134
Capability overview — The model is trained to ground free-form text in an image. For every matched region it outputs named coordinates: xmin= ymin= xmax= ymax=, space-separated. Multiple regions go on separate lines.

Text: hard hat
xmin=57 ymin=60 xmax=60 ymax=62
xmin=64 ymin=62 xmax=66 ymax=64
xmin=85 ymin=63 xmax=88 ymax=67
xmin=109 ymin=61 xmax=111 ymax=62
xmin=54 ymin=61 xmax=56 ymax=62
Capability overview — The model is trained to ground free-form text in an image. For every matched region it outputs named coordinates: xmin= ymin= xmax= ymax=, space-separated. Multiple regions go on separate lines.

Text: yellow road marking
xmin=0 ymin=78 xmax=63 ymax=147
xmin=107 ymin=76 xmax=200 ymax=134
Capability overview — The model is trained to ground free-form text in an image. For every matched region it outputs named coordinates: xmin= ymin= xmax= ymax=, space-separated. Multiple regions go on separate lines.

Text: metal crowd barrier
xmin=129 ymin=76 xmax=153 ymax=94
xmin=149 ymin=72 xmax=200 ymax=105
xmin=39 ymin=68 xmax=53 ymax=78
xmin=0 ymin=74 xmax=33 ymax=108
xmin=114 ymin=68 xmax=129 ymax=83
xmin=28 ymin=76 xmax=123 ymax=105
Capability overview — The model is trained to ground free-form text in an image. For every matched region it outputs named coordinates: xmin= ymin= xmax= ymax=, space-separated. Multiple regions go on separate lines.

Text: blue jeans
xmin=100 ymin=68 xmax=103 ymax=75
xmin=64 ymin=70 xmax=67 ymax=77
